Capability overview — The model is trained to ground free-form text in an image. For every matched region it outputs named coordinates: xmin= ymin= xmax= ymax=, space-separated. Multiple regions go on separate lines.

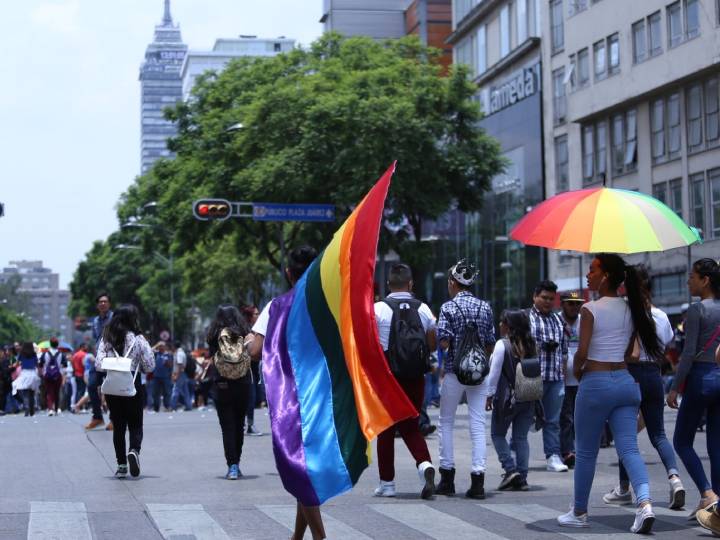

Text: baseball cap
xmin=560 ymin=291 xmax=584 ymax=303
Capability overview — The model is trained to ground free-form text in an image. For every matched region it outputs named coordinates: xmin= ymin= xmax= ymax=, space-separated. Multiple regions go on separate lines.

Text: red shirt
xmin=71 ymin=351 xmax=86 ymax=377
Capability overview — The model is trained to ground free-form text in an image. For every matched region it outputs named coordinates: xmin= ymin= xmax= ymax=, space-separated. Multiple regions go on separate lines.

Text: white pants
xmin=439 ymin=372 xmax=488 ymax=473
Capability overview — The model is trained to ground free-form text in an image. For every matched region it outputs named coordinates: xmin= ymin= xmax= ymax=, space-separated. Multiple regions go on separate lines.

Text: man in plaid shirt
xmin=528 ymin=280 xmax=569 ymax=473
xmin=435 ymin=259 xmax=495 ymax=499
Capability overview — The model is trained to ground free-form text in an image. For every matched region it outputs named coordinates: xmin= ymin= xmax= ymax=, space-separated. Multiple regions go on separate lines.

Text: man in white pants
xmin=436 ymin=259 xmax=495 ymax=499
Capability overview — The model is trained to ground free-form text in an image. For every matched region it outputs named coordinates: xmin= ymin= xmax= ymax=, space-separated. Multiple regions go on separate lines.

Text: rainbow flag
xmin=262 ymin=163 xmax=417 ymax=506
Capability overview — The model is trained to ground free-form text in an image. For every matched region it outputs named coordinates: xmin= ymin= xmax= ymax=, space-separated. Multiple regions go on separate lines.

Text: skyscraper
xmin=139 ymin=0 xmax=187 ymax=175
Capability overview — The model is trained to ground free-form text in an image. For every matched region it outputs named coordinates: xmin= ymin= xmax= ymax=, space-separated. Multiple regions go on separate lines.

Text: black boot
xmin=435 ymin=467 xmax=455 ymax=496
xmin=465 ymin=472 xmax=485 ymax=499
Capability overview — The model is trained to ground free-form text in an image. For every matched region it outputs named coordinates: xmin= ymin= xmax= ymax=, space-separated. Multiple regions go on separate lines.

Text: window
xmin=517 ymin=0 xmax=528 ymax=43
xmin=455 ymin=34 xmax=476 ymax=77
xmin=669 ymin=92 xmax=682 ymax=157
xmin=555 ymin=135 xmax=569 ymax=192
xmin=596 ymin=121 xmax=607 ymax=175
xmin=706 ymin=77 xmax=720 ymax=144
xmin=668 ymin=2 xmax=683 ymax=47
xmin=625 ymin=109 xmax=637 ymax=169
xmin=577 ymin=48 xmax=590 ymax=87
xmin=632 ymin=20 xmax=647 ymax=63
xmin=651 ymin=99 xmax=665 ymax=161
xmin=691 ymin=172 xmax=706 ymax=232
xmin=653 ymin=182 xmax=667 ymax=205
xmin=654 ymin=273 xmax=685 ymax=300
xmin=500 ymin=5 xmax=510 ymax=57
xmin=550 ymin=0 xmax=564 ymax=53
xmin=610 ymin=109 xmax=637 ymax=175
xmin=454 ymin=0 xmax=477 ymax=24
xmin=648 ymin=11 xmax=663 ymax=56
xmin=612 ymin=114 xmax=624 ymax=174
xmin=553 ymin=67 xmax=566 ymax=125
xmin=711 ymin=168 xmax=720 ymax=238
xmin=476 ymin=25 xmax=487 ymax=75
xmin=273 ymin=42 xmax=281 ymax=52
xmin=582 ymin=125 xmax=594 ymax=182
xmin=670 ymin=178 xmax=683 ymax=217
xmin=687 ymin=83 xmax=704 ymax=151
xmin=686 ymin=0 xmax=700 ymax=38
xmin=608 ymin=33 xmax=620 ymax=74
xmin=581 ymin=121 xmax=608 ymax=184
xmin=568 ymin=0 xmax=588 ymax=16
xmin=593 ymin=39 xmax=606 ymax=80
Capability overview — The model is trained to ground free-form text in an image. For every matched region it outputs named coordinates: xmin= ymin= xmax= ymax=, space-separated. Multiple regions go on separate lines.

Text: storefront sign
xmin=487 ymin=63 xmax=540 ymax=115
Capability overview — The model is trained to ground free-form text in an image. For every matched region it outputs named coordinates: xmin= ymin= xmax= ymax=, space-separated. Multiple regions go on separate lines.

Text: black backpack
xmin=383 ymin=297 xmax=430 ymax=380
xmin=451 ymin=300 xmax=490 ymax=386
xmin=184 ymin=354 xmax=196 ymax=378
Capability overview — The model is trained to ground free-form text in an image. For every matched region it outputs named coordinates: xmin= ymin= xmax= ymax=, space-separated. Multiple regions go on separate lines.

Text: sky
xmin=0 ymin=0 xmax=323 ymax=288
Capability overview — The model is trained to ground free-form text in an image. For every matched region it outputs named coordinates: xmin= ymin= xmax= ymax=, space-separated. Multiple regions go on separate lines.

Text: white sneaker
xmin=668 ymin=476 xmax=685 ymax=510
xmin=546 ymin=454 xmax=569 ymax=472
xmin=557 ymin=507 xmax=589 ymax=528
xmin=373 ymin=480 xmax=396 ymax=497
xmin=47 ymin=410 xmax=54 ymax=417
xmin=418 ymin=461 xmax=435 ymax=500
xmin=603 ymin=486 xmax=633 ymax=505
xmin=630 ymin=504 xmax=655 ymax=534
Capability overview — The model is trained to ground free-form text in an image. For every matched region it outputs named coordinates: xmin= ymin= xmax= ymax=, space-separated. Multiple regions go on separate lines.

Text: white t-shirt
xmin=374 ymin=293 xmax=436 ymax=351
xmin=252 ymin=300 xmax=274 ymax=337
xmin=639 ymin=306 xmax=674 ymax=361
xmin=486 ymin=339 xmax=507 ymax=397
xmin=585 ymin=296 xmax=634 ymax=362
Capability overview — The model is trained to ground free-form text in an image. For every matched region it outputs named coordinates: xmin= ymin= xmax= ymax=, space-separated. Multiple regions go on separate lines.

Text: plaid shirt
xmin=528 ymin=306 xmax=568 ymax=382
xmin=437 ymin=291 xmax=495 ymax=375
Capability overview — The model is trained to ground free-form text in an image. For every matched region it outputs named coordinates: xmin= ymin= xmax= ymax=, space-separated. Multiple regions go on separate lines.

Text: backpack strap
xmin=501 ymin=338 xmax=517 ymax=388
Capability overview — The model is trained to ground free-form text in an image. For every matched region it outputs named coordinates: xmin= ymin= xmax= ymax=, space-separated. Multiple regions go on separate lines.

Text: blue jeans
xmin=170 ymin=373 xmax=193 ymax=410
xmin=574 ymin=370 xmax=649 ymax=513
xmin=491 ymin=401 xmax=534 ymax=479
xmin=673 ymin=362 xmax=720 ymax=495
xmin=619 ymin=363 xmax=679 ymax=486
xmin=542 ymin=379 xmax=564 ymax=457
xmin=87 ymin=371 xmax=104 ymax=420
xmin=152 ymin=377 xmax=172 ymax=412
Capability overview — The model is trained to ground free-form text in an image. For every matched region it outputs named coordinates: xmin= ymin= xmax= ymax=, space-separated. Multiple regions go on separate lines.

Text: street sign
xmin=252 ymin=203 xmax=335 ymax=223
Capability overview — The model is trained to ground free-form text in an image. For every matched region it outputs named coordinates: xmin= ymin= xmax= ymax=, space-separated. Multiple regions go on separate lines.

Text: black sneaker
xmin=127 ymin=450 xmax=140 ymax=477
xmin=247 ymin=425 xmax=263 ymax=436
xmin=563 ymin=453 xmax=576 ymax=469
xmin=115 ymin=464 xmax=128 ymax=478
xmin=420 ymin=424 xmax=437 ymax=437
xmin=421 ymin=466 xmax=435 ymax=500
xmin=498 ymin=471 xmax=520 ymax=491
xmin=513 ymin=477 xmax=529 ymax=491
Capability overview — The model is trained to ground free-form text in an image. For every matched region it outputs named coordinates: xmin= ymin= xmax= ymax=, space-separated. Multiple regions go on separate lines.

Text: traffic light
xmin=192 ymin=199 xmax=231 ymax=221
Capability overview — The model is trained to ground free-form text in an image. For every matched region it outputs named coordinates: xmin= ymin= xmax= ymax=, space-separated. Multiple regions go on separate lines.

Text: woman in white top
xmin=557 ymin=254 xmax=662 ymax=534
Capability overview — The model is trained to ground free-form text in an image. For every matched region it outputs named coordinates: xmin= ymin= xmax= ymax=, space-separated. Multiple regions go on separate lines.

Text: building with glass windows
xmin=541 ymin=0 xmax=720 ymax=315
xmin=139 ymin=1 xmax=187 ymax=175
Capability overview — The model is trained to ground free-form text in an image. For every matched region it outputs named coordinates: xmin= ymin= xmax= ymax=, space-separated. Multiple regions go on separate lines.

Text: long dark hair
xmin=595 ymin=254 xmax=661 ymax=360
xmin=500 ymin=309 xmax=537 ymax=359
xmin=206 ymin=305 xmax=249 ymax=357
xmin=19 ymin=342 xmax=36 ymax=359
xmin=102 ymin=304 xmax=142 ymax=353
xmin=693 ymin=258 xmax=720 ymax=298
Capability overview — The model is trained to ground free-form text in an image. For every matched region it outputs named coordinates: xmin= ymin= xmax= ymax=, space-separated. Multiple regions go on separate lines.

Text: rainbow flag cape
xmin=262 ymin=163 xmax=417 ymax=506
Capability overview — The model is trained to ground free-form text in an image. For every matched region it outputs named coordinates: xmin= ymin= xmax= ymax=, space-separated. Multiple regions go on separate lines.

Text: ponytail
xmin=693 ymin=258 xmax=720 ymax=298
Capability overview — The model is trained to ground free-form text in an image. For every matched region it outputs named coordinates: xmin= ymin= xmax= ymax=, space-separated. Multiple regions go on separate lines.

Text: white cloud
xmin=31 ymin=0 xmax=81 ymax=34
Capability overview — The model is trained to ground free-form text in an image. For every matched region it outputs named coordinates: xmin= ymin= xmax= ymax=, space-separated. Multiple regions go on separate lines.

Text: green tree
xmin=0 ymin=305 xmax=40 ymax=344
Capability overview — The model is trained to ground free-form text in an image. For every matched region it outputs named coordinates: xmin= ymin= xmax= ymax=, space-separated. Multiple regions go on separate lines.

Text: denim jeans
xmin=560 ymin=385 xmax=578 ymax=456
xmin=87 ymin=371 xmax=104 ymax=420
xmin=491 ymin=401 xmax=534 ymax=479
xmin=673 ymin=362 xmax=720 ymax=495
xmin=619 ymin=363 xmax=679 ymax=486
xmin=542 ymin=379 xmax=565 ymax=457
xmin=574 ymin=370 xmax=649 ymax=513
xmin=170 ymin=372 xmax=192 ymax=410
xmin=152 ymin=377 xmax=172 ymax=412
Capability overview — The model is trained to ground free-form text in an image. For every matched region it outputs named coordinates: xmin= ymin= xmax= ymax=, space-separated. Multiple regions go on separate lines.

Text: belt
xmin=584 ymin=360 xmax=627 ymax=372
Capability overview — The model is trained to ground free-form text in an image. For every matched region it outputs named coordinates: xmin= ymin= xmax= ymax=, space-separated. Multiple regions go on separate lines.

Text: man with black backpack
xmin=373 ymin=263 xmax=437 ymax=500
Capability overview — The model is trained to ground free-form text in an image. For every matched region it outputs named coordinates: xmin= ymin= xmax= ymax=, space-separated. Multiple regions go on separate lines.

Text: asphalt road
xmin=0 ymin=404 xmax=713 ymax=539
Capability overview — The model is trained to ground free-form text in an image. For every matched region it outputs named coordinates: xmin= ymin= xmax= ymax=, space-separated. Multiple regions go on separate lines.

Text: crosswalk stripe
xmin=370 ymin=503 xmax=507 ymax=540
xmin=479 ymin=503 xmax=637 ymax=540
xmin=28 ymin=502 xmax=92 ymax=540
xmin=257 ymin=504 xmax=372 ymax=540
xmin=146 ymin=503 xmax=231 ymax=540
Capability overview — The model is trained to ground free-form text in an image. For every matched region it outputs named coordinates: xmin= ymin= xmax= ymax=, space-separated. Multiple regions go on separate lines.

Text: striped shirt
xmin=528 ymin=306 xmax=567 ymax=382
xmin=437 ymin=291 xmax=495 ymax=375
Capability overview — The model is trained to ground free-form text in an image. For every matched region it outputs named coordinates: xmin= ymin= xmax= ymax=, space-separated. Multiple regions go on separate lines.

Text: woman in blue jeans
xmin=603 ymin=265 xmax=685 ymax=510
xmin=667 ymin=258 xmax=720 ymax=524
xmin=486 ymin=309 xmax=537 ymax=492
xmin=557 ymin=254 xmax=661 ymax=534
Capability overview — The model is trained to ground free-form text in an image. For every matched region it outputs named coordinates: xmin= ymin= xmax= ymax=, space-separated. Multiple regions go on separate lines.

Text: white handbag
xmin=101 ymin=342 xmax=140 ymax=398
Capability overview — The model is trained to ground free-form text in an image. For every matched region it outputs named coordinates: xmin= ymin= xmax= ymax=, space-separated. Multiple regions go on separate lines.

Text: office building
xmin=321 ymin=0 xmax=414 ymax=39
xmin=139 ymin=0 xmax=188 ymax=174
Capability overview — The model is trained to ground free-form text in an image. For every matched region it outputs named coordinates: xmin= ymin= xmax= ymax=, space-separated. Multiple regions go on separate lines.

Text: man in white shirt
xmin=372 ymin=263 xmax=437 ymax=500
xmin=170 ymin=342 xmax=192 ymax=411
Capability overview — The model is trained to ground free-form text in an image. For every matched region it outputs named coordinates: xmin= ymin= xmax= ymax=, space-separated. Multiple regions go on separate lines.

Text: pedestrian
xmin=486 ymin=309 xmax=538 ymax=492
xmin=71 ymin=344 xmax=87 ymax=411
xmin=170 ymin=341 xmax=192 ymax=411
xmin=603 ymin=265 xmax=685 ymax=511
xmin=528 ymin=280 xmax=569 ymax=473
xmin=96 ymin=304 xmax=154 ymax=478
xmin=436 ymin=259 xmax=496 ymax=499
xmin=151 ymin=342 xmax=172 ymax=412
xmin=372 ymin=263 xmax=437 ymax=499
xmin=11 ymin=342 xmax=41 ymax=417
xmin=559 ymin=291 xmax=584 ymax=469
xmin=0 ymin=348 xmax=10 ymax=415
xmin=667 ymin=258 xmax=720 ymax=527
xmin=207 ymin=305 xmax=253 ymax=480
xmin=248 ymin=246 xmax=327 ymax=540
xmin=38 ymin=338 xmax=65 ymax=416
xmin=557 ymin=253 xmax=659 ymax=534
xmin=241 ymin=305 xmax=263 ymax=436
xmin=86 ymin=293 xmax=113 ymax=431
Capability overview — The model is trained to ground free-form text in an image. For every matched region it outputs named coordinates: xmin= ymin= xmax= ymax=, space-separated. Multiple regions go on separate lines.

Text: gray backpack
xmin=503 ymin=338 xmax=543 ymax=402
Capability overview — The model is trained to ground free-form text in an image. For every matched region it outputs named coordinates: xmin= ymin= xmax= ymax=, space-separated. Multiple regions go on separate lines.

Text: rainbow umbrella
xmin=510 ymin=187 xmax=701 ymax=253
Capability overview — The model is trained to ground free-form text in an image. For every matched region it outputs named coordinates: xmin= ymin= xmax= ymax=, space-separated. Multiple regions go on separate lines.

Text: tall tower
xmin=139 ymin=0 xmax=187 ymax=175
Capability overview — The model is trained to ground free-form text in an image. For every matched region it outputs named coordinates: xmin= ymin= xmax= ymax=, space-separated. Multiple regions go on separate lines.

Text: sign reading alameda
xmin=487 ymin=63 xmax=540 ymax=115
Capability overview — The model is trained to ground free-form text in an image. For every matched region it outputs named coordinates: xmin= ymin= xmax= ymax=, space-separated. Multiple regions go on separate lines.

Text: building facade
xmin=0 ymin=261 xmax=72 ymax=340
xmin=139 ymin=0 xmax=187 ymax=175
xmin=321 ymin=0 xmax=414 ymax=38
xmin=181 ymin=36 xmax=296 ymax=100
xmin=449 ymin=0 xmax=546 ymax=313
xmin=541 ymin=0 xmax=720 ymax=315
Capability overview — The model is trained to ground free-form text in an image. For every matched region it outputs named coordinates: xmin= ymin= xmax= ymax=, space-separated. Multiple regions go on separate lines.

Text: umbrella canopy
xmin=510 ymin=187 xmax=701 ymax=253
xmin=37 ymin=340 xmax=74 ymax=353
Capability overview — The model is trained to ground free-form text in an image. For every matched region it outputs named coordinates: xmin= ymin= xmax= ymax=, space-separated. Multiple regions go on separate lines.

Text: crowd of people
xmin=1 ymin=250 xmax=720 ymax=539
